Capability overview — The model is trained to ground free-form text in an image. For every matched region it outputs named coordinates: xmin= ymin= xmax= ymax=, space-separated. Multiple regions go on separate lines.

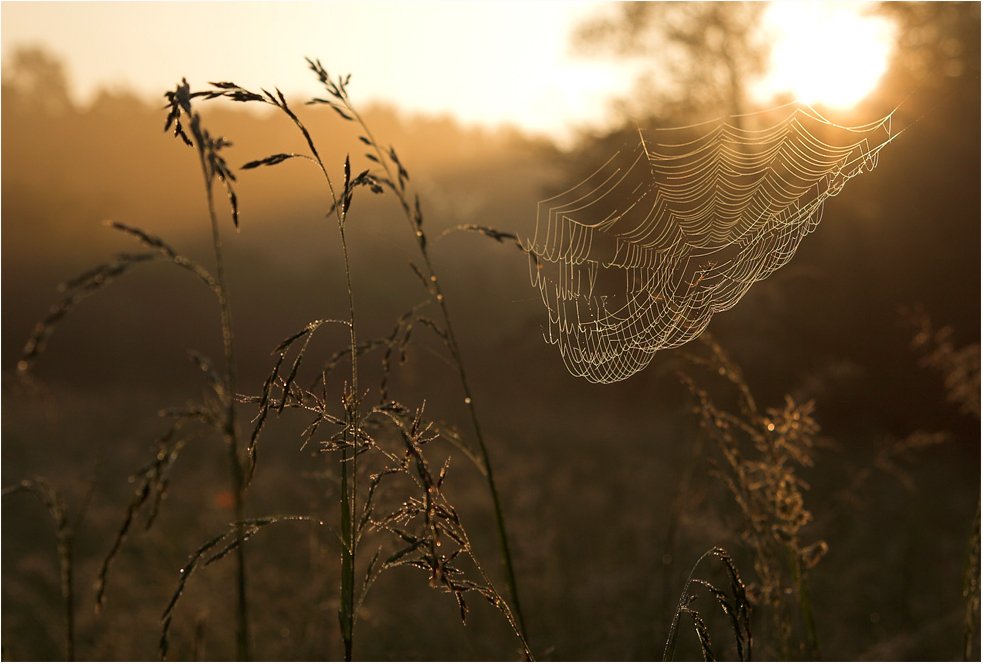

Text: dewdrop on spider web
xmin=526 ymin=101 xmax=898 ymax=384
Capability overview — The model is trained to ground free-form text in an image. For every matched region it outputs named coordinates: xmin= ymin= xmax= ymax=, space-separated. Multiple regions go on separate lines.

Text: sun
xmin=754 ymin=2 xmax=896 ymax=110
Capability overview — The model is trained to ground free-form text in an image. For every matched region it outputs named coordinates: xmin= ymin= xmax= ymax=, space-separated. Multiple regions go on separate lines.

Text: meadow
xmin=2 ymin=34 xmax=980 ymax=661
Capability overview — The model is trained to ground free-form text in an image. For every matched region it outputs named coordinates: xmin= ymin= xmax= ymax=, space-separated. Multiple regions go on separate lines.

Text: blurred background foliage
xmin=2 ymin=2 xmax=979 ymax=660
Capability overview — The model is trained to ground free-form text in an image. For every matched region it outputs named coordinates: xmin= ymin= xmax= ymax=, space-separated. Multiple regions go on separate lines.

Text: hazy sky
xmin=2 ymin=1 xmax=642 ymax=140
xmin=2 ymin=2 xmax=895 ymax=143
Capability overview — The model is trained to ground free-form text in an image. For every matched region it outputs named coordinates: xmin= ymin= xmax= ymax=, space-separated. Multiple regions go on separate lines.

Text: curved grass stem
xmin=338 ymin=94 xmax=528 ymax=640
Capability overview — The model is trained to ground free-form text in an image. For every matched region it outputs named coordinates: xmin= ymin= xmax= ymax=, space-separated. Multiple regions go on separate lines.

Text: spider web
xmin=527 ymin=102 xmax=897 ymax=383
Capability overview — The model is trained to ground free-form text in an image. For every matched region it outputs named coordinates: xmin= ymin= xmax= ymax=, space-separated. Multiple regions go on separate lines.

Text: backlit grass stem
xmin=304 ymin=57 xmax=528 ymax=640
xmin=2 ymin=477 xmax=98 ymax=661
xmin=166 ymin=81 xmax=250 ymax=660
xmin=196 ymin=117 xmax=249 ymax=664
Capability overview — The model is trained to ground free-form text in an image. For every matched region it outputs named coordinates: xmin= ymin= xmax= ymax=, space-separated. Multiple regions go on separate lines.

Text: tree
xmin=1 ymin=46 xmax=74 ymax=116
xmin=874 ymin=1 xmax=980 ymax=102
xmin=573 ymin=1 xmax=770 ymax=122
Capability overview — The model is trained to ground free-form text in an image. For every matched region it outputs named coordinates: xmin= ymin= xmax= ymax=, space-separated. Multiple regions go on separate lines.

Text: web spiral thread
xmin=526 ymin=103 xmax=897 ymax=383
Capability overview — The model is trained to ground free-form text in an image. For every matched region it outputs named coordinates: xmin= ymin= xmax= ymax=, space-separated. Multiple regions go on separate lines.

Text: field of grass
xmin=2 ymin=48 xmax=980 ymax=661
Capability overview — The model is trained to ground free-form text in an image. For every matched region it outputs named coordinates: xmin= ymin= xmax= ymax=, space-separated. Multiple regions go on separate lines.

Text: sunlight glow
xmin=756 ymin=2 xmax=896 ymax=109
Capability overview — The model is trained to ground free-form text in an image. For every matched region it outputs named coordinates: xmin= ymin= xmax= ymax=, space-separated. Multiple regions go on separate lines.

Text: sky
xmin=2 ymin=2 xmax=895 ymax=144
xmin=1 ymin=2 xmax=640 ymax=141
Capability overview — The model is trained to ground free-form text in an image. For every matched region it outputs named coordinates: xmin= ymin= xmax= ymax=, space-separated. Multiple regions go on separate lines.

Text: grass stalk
xmin=200 ymin=66 xmax=532 ymax=656
xmin=2 ymin=477 xmax=96 ymax=661
xmin=264 ymin=91 xmax=361 ymax=659
xmin=201 ymin=146 xmax=250 ymax=664
xmin=335 ymin=191 xmax=359 ymax=663
xmin=178 ymin=95 xmax=249 ymax=660
xmin=964 ymin=497 xmax=981 ymax=660
xmin=681 ymin=336 xmax=825 ymax=658
xmin=663 ymin=546 xmax=751 ymax=662
xmin=294 ymin=111 xmax=360 ymax=664
xmin=309 ymin=61 xmax=528 ymax=637
xmin=200 ymin=79 xmax=366 ymax=659
xmin=785 ymin=542 xmax=820 ymax=659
